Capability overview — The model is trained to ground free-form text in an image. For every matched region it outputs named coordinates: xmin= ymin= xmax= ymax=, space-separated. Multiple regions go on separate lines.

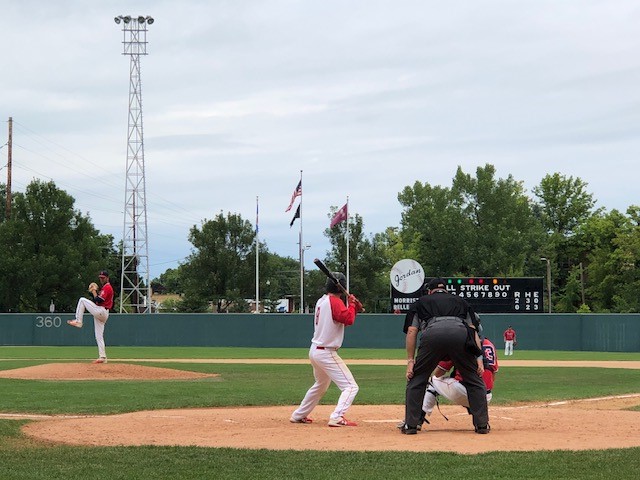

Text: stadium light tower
xmin=114 ymin=15 xmax=154 ymax=313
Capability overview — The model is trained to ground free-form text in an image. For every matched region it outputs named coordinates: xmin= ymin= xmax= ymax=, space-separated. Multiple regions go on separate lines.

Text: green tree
xmin=532 ymin=173 xmax=598 ymax=311
xmin=179 ymin=212 xmax=256 ymax=312
xmin=398 ymin=181 xmax=468 ymax=275
xmin=398 ymin=164 xmax=544 ymax=278
xmin=532 ymin=173 xmax=596 ymax=236
xmin=152 ymin=267 xmax=184 ymax=294
xmin=0 ymin=183 xmax=8 ymax=223
xmin=0 ymin=180 xmax=116 ymax=312
xmin=256 ymin=252 xmax=299 ymax=312
xmin=610 ymin=206 xmax=640 ymax=312
xmin=555 ymin=264 xmax=583 ymax=313
xmin=452 ymin=164 xmax=544 ymax=276
xmin=574 ymin=209 xmax=631 ymax=312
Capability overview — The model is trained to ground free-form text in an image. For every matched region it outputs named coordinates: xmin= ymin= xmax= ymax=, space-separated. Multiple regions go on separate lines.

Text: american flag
xmin=285 ymin=180 xmax=302 ymax=212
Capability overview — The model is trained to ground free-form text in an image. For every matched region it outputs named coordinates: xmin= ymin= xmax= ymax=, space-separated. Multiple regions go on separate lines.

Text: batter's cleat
xmin=400 ymin=424 xmax=418 ymax=435
xmin=290 ymin=416 xmax=313 ymax=424
xmin=475 ymin=424 xmax=490 ymax=434
xmin=328 ymin=417 xmax=357 ymax=427
xmin=92 ymin=357 xmax=107 ymax=364
xmin=67 ymin=320 xmax=83 ymax=328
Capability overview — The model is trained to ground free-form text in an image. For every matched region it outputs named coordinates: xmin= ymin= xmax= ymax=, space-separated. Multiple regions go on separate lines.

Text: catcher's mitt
xmin=88 ymin=282 xmax=99 ymax=293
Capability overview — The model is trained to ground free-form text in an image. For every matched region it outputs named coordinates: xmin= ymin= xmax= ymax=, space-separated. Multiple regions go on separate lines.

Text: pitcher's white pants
xmin=75 ymin=298 xmax=109 ymax=359
xmin=422 ymin=376 xmax=493 ymax=417
xmin=292 ymin=345 xmax=359 ymax=421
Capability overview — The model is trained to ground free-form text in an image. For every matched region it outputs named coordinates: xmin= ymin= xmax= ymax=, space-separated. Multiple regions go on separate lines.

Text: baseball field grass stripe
xmin=0 ymin=425 xmax=639 ymax=480
xmin=0 ymin=363 xmax=639 ymax=414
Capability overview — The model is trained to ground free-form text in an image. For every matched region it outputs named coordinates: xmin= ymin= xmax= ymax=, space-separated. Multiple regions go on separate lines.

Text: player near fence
xmin=67 ymin=270 xmax=114 ymax=364
xmin=503 ymin=325 xmax=517 ymax=356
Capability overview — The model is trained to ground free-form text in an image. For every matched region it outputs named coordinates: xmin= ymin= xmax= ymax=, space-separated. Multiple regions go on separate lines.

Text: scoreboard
xmin=430 ymin=277 xmax=544 ymax=313
xmin=391 ymin=277 xmax=544 ymax=313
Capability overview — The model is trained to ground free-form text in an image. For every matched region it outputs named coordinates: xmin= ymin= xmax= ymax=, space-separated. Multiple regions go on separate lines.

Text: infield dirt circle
xmin=3 ymin=360 xmax=640 ymax=454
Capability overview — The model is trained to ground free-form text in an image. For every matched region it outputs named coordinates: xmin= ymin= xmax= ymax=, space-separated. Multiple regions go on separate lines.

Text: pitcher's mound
xmin=0 ymin=363 xmax=219 ymax=381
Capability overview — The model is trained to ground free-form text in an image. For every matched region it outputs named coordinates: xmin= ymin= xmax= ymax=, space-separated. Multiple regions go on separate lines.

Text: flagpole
xmin=346 ymin=196 xmax=350 ymax=294
xmin=255 ymin=195 xmax=259 ymax=314
xmin=298 ymin=170 xmax=304 ymax=314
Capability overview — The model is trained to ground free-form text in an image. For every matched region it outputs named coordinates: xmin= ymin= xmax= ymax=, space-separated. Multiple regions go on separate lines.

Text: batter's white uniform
xmin=291 ymin=294 xmax=359 ymax=423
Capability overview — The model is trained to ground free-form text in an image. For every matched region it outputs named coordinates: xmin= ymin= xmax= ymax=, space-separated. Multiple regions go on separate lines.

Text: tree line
xmin=1 ymin=164 xmax=639 ymax=313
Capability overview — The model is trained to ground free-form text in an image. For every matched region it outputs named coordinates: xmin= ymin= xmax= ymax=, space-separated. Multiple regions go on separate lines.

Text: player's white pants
xmin=292 ymin=345 xmax=359 ymax=421
xmin=505 ymin=340 xmax=514 ymax=356
xmin=75 ymin=298 xmax=109 ymax=359
xmin=422 ymin=376 xmax=493 ymax=417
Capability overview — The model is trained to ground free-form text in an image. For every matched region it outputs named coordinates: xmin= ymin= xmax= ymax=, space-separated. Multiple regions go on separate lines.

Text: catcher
xmin=67 ymin=270 xmax=114 ymax=364
xmin=419 ymin=336 xmax=499 ymax=428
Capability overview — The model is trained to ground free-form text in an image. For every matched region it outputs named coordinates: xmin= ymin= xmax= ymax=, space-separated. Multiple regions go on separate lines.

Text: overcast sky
xmin=2 ymin=0 xmax=639 ymax=280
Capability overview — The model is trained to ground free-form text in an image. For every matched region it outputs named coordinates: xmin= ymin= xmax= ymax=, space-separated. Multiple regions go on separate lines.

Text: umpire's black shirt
xmin=404 ymin=289 xmax=478 ymax=333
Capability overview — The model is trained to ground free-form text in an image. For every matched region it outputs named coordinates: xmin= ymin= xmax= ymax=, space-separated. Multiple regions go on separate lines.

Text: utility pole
xmin=579 ymin=262 xmax=585 ymax=305
xmin=540 ymin=257 xmax=552 ymax=313
xmin=114 ymin=15 xmax=154 ymax=313
xmin=5 ymin=117 xmax=12 ymax=219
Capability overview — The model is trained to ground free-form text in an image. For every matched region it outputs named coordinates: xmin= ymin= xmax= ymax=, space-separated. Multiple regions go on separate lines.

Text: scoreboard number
xmin=391 ymin=277 xmax=544 ymax=313
xmin=435 ymin=277 xmax=544 ymax=313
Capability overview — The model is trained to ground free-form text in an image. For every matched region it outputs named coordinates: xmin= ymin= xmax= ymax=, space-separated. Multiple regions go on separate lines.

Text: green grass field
xmin=0 ymin=347 xmax=639 ymax=479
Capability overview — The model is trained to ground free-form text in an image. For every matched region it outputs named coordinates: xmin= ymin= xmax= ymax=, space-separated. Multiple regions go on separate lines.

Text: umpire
xmin=401 ymin=277 xmax=490 ymax=434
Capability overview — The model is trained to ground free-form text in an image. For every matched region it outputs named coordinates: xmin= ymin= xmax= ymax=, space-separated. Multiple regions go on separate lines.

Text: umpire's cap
xmin=427 ymin=277 xmax=446 ymax=291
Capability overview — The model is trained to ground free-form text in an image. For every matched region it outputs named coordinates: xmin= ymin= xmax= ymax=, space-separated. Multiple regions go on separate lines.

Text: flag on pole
xmin=285 ymin=180 xmax=302 ymax=212
xmin=290 ymin=204 xmax=301 ymax=227
xmin=330 ymin=203 xmax=348 ymax=228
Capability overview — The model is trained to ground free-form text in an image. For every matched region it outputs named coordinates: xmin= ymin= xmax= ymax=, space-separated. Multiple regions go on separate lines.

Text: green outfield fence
xmin=0 ymin=313 xmax=638 ymax=351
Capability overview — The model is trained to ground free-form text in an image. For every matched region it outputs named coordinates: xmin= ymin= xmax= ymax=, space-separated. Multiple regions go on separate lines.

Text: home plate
xmin=362 ymin=419 xmax=402 ymax=423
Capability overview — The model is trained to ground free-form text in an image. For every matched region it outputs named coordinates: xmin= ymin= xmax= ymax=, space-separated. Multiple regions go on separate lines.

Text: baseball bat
xmin=313 ymin=258 xmax=365 ymax=311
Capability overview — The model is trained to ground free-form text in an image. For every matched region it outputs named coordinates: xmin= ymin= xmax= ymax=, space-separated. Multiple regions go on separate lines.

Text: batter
xmin=290 ymin=272 xmax=363 ymax=427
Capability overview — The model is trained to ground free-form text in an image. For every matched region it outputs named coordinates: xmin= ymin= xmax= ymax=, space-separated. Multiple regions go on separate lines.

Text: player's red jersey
xmin=98 ymin=283 xmax=114 ymax=310
xmin=504 ymin=328 xmax=516 ymax=341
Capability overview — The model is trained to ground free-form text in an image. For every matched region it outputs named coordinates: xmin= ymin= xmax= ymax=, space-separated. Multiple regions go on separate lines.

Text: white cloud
xmin=2 ymin=0 xmax=639 ymax=278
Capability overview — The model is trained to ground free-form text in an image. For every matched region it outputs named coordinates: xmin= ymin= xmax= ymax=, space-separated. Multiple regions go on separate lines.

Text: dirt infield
xmin=0 ymin=363 xmax=218 ymax=381
xmin=3 ymin=361 xmax=640 ymax=454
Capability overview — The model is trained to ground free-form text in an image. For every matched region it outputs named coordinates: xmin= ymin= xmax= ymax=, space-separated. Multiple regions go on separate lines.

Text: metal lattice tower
xmin=114 ymin=15 xmax=154 ymax=313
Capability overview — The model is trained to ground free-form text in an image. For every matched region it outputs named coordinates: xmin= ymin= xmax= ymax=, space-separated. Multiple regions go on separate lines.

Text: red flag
xmin=285 ymin=180 xmax=302 ymax=212
xmin=330 ymin=203 xmax=348 ymax=228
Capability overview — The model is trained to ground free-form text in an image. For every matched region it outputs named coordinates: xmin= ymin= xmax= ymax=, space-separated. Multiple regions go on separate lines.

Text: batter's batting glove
xmin=349 ymin=295 xmax=364 ymax=313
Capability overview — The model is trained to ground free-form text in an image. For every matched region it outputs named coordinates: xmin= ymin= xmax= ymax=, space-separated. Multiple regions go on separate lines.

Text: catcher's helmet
xmin=325 ymin=272 xmax=347 ymax=294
